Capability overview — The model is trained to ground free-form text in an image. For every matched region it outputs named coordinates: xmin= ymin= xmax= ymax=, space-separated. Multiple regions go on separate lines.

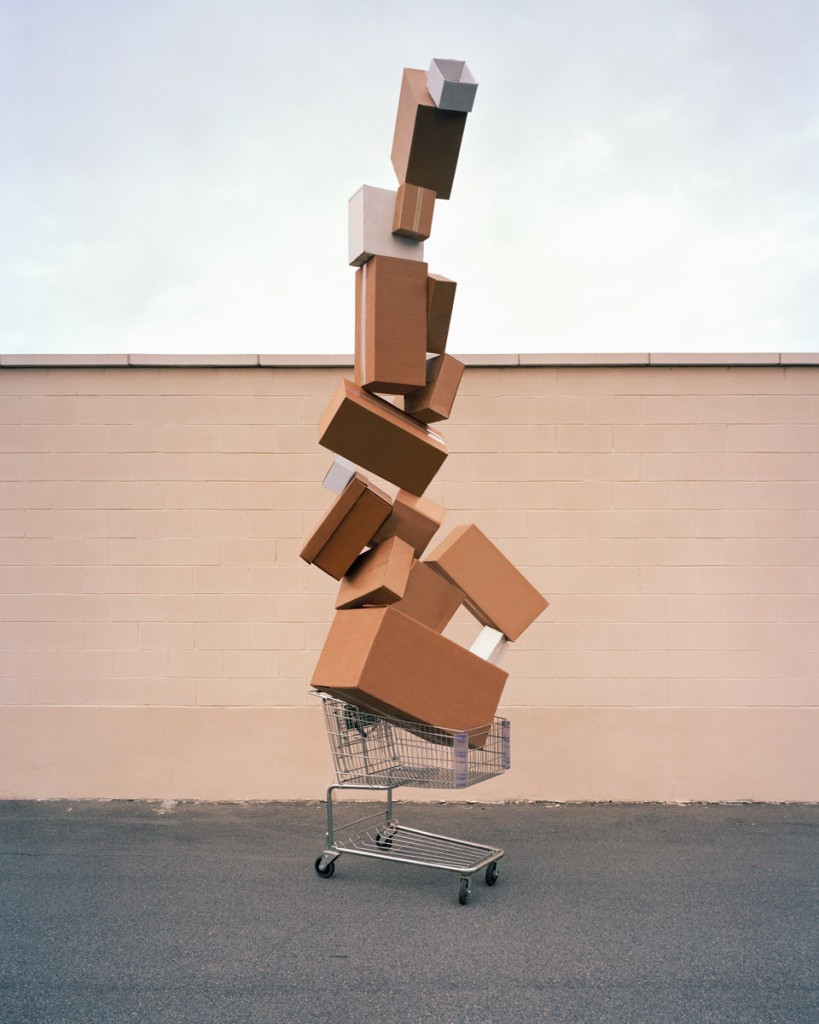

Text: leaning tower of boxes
xmin=301 ymin=60 xmax=548 ymax=737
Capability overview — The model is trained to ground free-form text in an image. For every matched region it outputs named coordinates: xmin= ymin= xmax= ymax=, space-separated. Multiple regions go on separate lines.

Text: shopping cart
xmin=313 ymin=695 xmax=511 ymax=904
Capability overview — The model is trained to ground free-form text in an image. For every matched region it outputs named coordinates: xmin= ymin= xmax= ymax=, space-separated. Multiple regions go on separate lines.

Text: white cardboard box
xmin=469 ymin=625 xmax=508 ymax=666
xmin=427 ymin=59 xmax=478 ymax=113
xmin=348 ymin=185 xmax=426 ymax=267
xmin=322 ymin=457 xmax=359 ymax=495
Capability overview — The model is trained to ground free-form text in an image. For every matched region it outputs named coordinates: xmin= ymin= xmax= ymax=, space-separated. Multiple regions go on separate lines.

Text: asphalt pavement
xmin=1 ymin=800 xmax=817 ymax=1024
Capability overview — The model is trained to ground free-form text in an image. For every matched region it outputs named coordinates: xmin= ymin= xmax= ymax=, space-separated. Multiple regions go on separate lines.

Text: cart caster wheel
xmin=314 ymin=856 xmax=335 ymax=878
xmin=485 ymin=861 xmax=499 ymax=886
xmin=375 ymin=833 xmax=393 ymax=849
xmin=458 ymin=877 xmax=470 ymax=905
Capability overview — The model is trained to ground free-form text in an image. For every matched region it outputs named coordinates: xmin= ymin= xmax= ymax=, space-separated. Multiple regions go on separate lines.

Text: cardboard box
xmin=348 ymin=185 xmax=426 ymax=267
xmin=427 ymin=274 xmax=457 ymax=354
xmin=335 ymin=536 xmax=415 ymax=610
xmin=322 ymin=457 xmax=358 ymax=495
xmin=390 ymin=559 xmax=464 ymax=632
xmin=300 ymin=473 xmax=391 ymax=580
xmin=310 ymin=605 xmax=507 ymax=734
xmin=355 ymin=256 xmax=428 ymax=395
xmin=426 ymin=523 xmax=549 ymax=641
xmin=318 ymin=378 xmax=448 ymax=496
xmin=370 ymin=489 xmax=445 ymax=557
xmin=469 ymin=625 xmax=508 ymax=666
xmin=427 ymin=59 xmax=478 ymax=113
xmin=391 ymin=68 xmax=467 ymax=201
xmin=403 ymin=354 xmax=465 ymax=424
xmin=392 ymin=183 xmax=436 ymax=240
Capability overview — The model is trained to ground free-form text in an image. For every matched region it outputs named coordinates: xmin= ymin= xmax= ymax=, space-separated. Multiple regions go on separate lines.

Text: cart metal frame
xmin=313 ymin=696 xmax=510 ymax=904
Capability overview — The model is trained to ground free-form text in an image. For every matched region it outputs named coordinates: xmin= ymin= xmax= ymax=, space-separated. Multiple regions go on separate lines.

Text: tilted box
xmin=391 ymin=68 xmax=467 ymax=201
xmin=370 ymin=489 xmax=445 ymax=557
xmin=390 ymin=559 xmax=464 ymax=633
xmin=355 ymin=255 xmax=428 ymax=395
xmin=348 ymin=185 xmax=426 ymax=267
xmin=318 ymin=378 xmax=447 ymax=497
xmin=335 ymin=536 xmax=415 ymax=610
xmin=427 ymin=59 xmax=478 ymax=113
xmin=310 ymin=605 xmax=507 ymax=734
xmin=427 ymin=274 xmax=457 ymax=354
xmin=403 ymin=353 xmax=465 ymax=424
xmin=425 ymin=523 xmax=549 ymax=641
xmin=392 ymin=183 xmax=436 ymax=240
xmin=300 ymin=473 xmax=391 ymax=580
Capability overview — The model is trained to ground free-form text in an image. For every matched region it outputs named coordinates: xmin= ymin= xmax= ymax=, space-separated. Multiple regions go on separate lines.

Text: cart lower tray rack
xmin=313 ymin=696 xmax=510 ymax=905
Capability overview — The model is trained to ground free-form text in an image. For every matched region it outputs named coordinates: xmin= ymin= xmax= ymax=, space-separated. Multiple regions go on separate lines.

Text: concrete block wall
xmin=0 ymin=354 xmax=817 ymax=801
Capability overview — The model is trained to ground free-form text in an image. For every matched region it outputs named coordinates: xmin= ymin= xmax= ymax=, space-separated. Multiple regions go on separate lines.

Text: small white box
xmin=348 ymin=185 xmax=426 ymax=267
xmin=469 ymin=625 xmax=508 ymax=666
xmin=427 ymin=59 xmax=478 ymax=113
xmin=322 ymin=457 xmax=359 ymax=495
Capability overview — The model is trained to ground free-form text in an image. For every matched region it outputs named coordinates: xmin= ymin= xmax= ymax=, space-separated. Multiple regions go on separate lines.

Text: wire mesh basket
xmin=318 ymin=695 xmax=510 ymax=789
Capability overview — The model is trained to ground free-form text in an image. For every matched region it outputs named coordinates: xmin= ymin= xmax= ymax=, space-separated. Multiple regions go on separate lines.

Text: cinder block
xmin=348 ymin=185 xmax=426 ymax=267
xmin=427 ymin=59 xmax=478 ymax=113
xmin=403 ymin=354 xmax=465 ymax=424
xmin=318 ymin=378 xmax=448 ymax=496
xmin=391 ymin=68 xmax=467 ymax=200
xmin=427 ymin=274 xmax=457 ymax=354
xmin=370 ymin=489 xmax=445 ymax=557
xmin=392 ymin=183 xmax=436 ymax=240
xmin=355 ymin=256 xmax=428 ymax=395
xmin=335 ymin=536 xmax=415 ymax=609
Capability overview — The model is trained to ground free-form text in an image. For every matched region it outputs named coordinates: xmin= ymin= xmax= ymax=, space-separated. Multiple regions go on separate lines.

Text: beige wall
xmin=1 ymin=354 xmax=817 ymax=801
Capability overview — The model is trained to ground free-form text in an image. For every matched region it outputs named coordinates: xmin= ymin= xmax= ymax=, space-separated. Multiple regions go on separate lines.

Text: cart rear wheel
xmin=314 ymin=856 xmax=335 ymax=878
xmin=458 ymin=877 xmax=470 ymax=905
xmin=374 ymin=833 xmax=393 ymax=849
xmin=485 ymin=861 xmax=499 ymax=886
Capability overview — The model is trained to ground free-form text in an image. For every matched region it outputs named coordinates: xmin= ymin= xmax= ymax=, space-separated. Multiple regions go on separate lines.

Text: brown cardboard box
xmin=391 ymin=68 xmax=467 ymax=200
xmin=390 ymin=559 xmax=464 ymax=632
xmin=427 ymin=274 xmax=457 ymax=354
xmin=300 ymin=474 xmax=391 ymax=580
xmin=318 ymin=378 xmax=448 ymax=496
xmin=426 ymin=523 xmax=549 ymax=641
xmin=392 ymin=183 xmax=436 ymax=240
xmin=403 ymin=354 xmax=465 ymax=424
xmin=370 ymin=489 xmax=445 ymax=557
xmin=355 ymin=255 xmax=428 ymax=395
xmin=310 ymin=605 xmax=507 ymax=733
xmin=335 ymin=536 xmax=415 ymax=609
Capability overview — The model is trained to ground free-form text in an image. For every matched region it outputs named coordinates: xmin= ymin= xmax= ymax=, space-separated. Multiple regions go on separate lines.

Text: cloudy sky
xmin=2 ymin=0 xmax=817 ymax=356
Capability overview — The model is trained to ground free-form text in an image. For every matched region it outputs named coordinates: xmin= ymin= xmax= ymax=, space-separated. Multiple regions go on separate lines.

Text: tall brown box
xmin=392 ymin=183 xmax=436 ymax=240
xmin=403 ymin=354 xmax=465 ymax=424
xmin=318 ymin=378 xmax=448 ymax=496
xmin=335 ymin=536 xmax=415 ymax=609
xmin=355 ymin=255 xmax=428 ymax=395
xmin=370 ymin=489 xmax=445 ymax=557
xmin=427 ymin=274 xmax=457 ymax=354
xmin=391 ymin=559 xmax=464 ymax=632
xmin=300 ymin=474 xmax=391 ymax=580
xmin=310 ymin=605 xmax=507 ymax=733
xmin=426 ymin=523 xmax=549 ymax=641
xmin=391 ymin=68 xmax=467 ymax=201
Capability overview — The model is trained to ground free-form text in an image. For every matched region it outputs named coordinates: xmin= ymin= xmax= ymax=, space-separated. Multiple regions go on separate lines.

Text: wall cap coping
xmin=1 ymin=352 xmax=817 ymax=369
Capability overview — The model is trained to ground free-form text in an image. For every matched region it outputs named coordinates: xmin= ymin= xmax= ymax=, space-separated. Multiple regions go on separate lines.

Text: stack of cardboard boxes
xmin=301 ymin=60 xmax=548 ymax=737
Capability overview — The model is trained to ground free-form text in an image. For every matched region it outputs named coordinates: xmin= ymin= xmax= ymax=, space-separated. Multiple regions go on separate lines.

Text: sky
xmin=1 ymin=0 xmax=818 ymax=356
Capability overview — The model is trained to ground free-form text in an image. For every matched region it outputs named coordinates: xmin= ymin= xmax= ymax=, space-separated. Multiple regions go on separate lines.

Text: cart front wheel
xmin=485 ymin=861 xmax=499 ymax=886
xmin=375 ymin=833 xmax=393 ymax=849
xmin=458 ymin=877 xmax=470 ymax=905
xmin=314 ymin=856 xmax=335 ymax=878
